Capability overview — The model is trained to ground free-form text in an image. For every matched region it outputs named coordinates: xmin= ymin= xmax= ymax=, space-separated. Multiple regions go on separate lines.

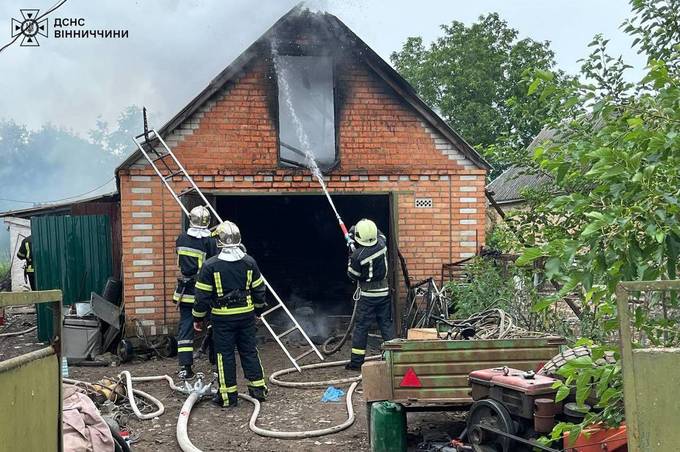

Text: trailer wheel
xmin=537 ymin=345 xmax=616 ymax=376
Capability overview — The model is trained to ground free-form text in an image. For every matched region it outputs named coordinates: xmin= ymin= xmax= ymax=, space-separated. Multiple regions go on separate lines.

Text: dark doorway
xmin=216 ymin=194 xmax=391 ymax=323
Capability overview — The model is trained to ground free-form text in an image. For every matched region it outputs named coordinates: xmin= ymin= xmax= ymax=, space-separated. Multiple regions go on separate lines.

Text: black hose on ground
xmin=321 ymin=297 xmax=358 ymax=356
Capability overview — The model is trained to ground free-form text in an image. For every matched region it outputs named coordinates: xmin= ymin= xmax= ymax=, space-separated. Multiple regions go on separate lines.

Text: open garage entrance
xmin=215 ymin=193 xmax=394 ymax=339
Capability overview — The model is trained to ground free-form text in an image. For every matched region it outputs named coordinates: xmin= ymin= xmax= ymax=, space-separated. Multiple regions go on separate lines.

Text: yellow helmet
xmin=354 ymin=219 xmax=378 ymax=246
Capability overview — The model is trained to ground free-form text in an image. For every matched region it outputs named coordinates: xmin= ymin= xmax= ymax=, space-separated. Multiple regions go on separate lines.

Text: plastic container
xmin=370 ymin=401 xmax=407 ymax=452
xmin=75 ymin=302 xmax=93 ymax=317
xmin=63 ymin=315 xmax=101 ymax=361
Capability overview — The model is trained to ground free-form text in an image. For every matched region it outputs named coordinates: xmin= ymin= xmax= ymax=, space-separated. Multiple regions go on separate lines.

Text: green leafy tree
xmin=391 ymin=13 xmax=572 ymax=174
xmin=511 ymin=0 xmax=680 ymax=441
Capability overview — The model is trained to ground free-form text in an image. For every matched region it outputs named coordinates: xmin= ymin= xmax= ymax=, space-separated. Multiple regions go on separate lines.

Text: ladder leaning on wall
xmin=131 ymin=116 xmax=323 ymax=372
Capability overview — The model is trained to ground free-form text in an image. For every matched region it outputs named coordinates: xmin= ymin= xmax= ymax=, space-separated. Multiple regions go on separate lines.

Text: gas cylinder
xmin=370 ymin=401 xmax=407 ymax=452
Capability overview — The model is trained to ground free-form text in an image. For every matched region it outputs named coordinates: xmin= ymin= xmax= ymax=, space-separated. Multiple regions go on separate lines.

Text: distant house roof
xmin=0 ymin=192 xmax=119 ymax=219
xmin=486 ymin=127 xmax=556 ymax=205
xmin=116 ymin=5 xmax=491 ymax=174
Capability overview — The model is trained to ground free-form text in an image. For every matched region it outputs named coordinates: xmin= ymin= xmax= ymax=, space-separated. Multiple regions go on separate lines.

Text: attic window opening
xmin=277 ymin=55 xmax=336 ymax=170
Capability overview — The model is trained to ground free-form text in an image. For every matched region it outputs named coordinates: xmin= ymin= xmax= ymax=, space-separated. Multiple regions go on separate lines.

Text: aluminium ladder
xmin=132 ymin=126 xmax=323 ymax=372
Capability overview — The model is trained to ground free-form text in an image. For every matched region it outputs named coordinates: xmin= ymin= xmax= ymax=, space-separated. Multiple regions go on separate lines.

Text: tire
xmin=537 ymin=345 xmax=616 ymax=376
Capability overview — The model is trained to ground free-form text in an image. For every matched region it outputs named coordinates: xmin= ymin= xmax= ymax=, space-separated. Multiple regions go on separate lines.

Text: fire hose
xmin=86 ymin=355 xmax=381 ymax=450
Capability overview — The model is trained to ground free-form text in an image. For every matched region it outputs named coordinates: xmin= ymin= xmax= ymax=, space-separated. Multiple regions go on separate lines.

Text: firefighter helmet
xmin=354 ymin=219 xmax=378 ymax=246
xmin=216 ymin=220 xmax=242 ymax=248
xmin=189 ymin=206 xmax=211 ymax=229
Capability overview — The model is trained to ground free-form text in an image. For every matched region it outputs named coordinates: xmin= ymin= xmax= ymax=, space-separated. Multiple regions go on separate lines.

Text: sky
xmin=0 ymin=0 xmax=645 ymax=136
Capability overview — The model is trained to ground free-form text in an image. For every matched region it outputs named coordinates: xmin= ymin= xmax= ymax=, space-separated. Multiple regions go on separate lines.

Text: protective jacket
xmin=347 ymin=232 xmax=389 ymax=298
xmin=192 ymin=252 xmax=267 ymax=320
xmin=17 ymin=236 xmax=34 ymax=274
xmin=173 ymin=230 xmax=218 ymax=304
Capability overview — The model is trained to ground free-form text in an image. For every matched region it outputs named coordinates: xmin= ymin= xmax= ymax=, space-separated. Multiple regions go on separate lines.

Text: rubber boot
xmin=178 ymin=365 xmax=194 ymax=380
xmin=248 ymin=386 xmax=268 ymax=402
xmin=212 ymin=392 xmax=238 ymax=408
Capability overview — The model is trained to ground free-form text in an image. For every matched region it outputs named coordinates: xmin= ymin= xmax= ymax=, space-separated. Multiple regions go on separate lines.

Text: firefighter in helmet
xmin=193 ymin=220 xmax=268 ymax=407
xmin=346 ymin=218 xmax=395 ymax=370
xmin=174 ymin=205 xmax=218 ymax=379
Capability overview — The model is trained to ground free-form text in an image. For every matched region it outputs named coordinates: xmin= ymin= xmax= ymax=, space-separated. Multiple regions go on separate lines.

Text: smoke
xmin=0 ymin=106 xmax=144 ymax=254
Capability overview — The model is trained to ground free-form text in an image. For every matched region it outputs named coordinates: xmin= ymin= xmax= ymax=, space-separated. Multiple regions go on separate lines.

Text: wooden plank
xmin=0 ymin=290 xmax=62 ymax=307
xmin=407 ymin=328 xmax=439 ymax=340
xmin=362 ymin=361 xmax=392 ymax=402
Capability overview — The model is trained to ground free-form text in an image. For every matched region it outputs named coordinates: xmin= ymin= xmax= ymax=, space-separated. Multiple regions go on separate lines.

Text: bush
xmin=445 ymin=257 xmax=515 ymax=318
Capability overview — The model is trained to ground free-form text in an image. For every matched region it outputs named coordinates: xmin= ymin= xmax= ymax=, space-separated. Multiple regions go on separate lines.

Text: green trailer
xmin=362 ymin=337 xmax=565 ymax=445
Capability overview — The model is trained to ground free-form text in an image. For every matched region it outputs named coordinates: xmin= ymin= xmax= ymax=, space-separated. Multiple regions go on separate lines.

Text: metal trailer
xmin=362 ymin=337 xmax=565 ymax=436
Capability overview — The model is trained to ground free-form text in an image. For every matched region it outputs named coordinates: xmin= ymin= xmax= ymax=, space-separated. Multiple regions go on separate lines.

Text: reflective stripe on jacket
xmin=192 ymin=253 xmax=267 ymax=319
xmin=347 ymin=233 xmax=389 ymax=297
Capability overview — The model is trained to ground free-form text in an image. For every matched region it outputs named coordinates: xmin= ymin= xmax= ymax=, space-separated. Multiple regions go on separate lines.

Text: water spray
xmin=271 ymin=41 xmax=353 ymax=249
xmin=280 ymin=141 xmax=353 ymax=248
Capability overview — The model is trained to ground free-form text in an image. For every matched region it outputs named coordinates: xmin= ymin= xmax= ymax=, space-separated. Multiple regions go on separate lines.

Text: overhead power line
xmin=0 ymin=176 xmax=115 ymax=205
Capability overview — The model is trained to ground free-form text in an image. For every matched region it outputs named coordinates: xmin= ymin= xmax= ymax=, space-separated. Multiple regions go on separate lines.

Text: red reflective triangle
xmin=399 ymin=367 xmax=422 ymax=388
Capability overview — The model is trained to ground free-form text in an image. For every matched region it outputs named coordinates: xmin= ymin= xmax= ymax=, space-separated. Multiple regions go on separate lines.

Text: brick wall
xmin=118 ymin=57 xmax=486 ymax=332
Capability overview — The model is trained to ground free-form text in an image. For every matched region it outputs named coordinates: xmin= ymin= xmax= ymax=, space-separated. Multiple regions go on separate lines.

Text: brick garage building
xmin=116 ymin=8 xmax=490 ymax=334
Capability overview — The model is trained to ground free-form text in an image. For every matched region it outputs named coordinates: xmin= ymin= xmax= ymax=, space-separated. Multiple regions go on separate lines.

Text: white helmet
xmin=189 ymin=206 xmax=211 ymax=229
xmin=216 ymin=221 xmax=242 ymax=248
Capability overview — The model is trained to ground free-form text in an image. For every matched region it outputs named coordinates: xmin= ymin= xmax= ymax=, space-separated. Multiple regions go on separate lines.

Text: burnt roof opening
xmin=216 ymin=193 xmax=392 ymax=342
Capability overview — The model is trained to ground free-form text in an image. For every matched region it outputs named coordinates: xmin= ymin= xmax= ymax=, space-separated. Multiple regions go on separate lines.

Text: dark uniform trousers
xmin=213 ymin=315 xmax=265 ymax=405
xmin=177 ymin=303 xmax=195 ymax=366
xmin=350 ymin=295 xmax=395 ymax=367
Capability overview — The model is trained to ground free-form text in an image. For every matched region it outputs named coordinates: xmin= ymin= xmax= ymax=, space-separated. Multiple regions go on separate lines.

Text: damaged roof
xmin=116 ymin=5 xmax=491 ymax=173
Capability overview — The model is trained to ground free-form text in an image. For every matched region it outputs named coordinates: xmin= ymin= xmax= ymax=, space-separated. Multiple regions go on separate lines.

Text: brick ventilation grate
xmin=415 ymin=198 xmax=433 ymax=208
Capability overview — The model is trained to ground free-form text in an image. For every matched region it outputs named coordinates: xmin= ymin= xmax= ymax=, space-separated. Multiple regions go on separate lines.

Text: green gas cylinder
xmin=370 ymin=401 xmax=407 ymax=452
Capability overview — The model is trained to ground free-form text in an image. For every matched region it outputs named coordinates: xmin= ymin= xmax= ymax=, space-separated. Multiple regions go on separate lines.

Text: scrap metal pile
xmin=401 ymin=277 xmax=552 ymax=341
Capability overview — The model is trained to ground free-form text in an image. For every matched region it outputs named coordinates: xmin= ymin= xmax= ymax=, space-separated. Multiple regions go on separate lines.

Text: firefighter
xmin=192 ymin=220 xmax=268 ymax=408
xmin=16 ymin=235 xmax=35 ymax=290
xmin=346 ymin=219 xmax=394 ymax=370
xmin=174 ymin=206 xmax=218 ymax=379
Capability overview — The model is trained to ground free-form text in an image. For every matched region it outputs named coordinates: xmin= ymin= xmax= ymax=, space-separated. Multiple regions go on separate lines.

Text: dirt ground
xmin=0 ymin=309 xmax=44 ymax=361
xmin=66 ymin=339 xmax=465 ymax=452
xmin=2 ymin=311 xmax=466 ymax=451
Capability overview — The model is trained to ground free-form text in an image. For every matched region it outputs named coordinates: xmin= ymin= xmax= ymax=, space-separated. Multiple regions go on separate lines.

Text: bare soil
xmin=1 ymin=310 xmax=465 ymax=451
xmin=0 ymin=309 xmax=43 ymax=361
xmin=67 ymin=339 xmax=466 ymax=452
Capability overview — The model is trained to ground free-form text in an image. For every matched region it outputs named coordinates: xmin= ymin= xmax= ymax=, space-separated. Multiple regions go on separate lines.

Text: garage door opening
xmin=216 ymin=193 xmax=392 ymax=340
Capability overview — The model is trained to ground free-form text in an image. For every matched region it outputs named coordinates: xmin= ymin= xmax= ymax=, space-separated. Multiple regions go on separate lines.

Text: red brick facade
xmin=117 ymin=34 xmax=487 ymax=334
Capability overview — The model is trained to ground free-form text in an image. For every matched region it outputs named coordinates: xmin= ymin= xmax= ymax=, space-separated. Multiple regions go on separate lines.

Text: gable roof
xmin=116 ymin=5 xmax=491 ymax=173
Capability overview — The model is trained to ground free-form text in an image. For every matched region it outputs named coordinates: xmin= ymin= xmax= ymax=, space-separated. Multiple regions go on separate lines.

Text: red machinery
xmin=460 ymin=367 xmax=627 ymax=452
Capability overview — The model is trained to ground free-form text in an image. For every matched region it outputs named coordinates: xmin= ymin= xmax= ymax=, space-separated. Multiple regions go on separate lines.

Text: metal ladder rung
xmin=164 ymin=170 xmax=184 ymax=180
xmin=178 ymin=187 xmax=197 ymax=197
xmin=261 ymin=304 xmax=282 ymax=316
xmin=151 ymin=152 xmax=172 ymax=164
xmin=277 ymin=326 xmax=298 ymax=339
xmin=294 ymin=349 xmax=316 ymax=362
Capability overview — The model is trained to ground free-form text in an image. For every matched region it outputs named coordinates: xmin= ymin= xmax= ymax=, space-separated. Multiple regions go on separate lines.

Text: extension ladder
xmin=132 ymin=126 xmax=323 ymax=372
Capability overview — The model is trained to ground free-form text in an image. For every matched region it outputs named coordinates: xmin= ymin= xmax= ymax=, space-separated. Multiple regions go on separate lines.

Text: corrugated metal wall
xmin=32 ymin=215 xmax=113 ymax=340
